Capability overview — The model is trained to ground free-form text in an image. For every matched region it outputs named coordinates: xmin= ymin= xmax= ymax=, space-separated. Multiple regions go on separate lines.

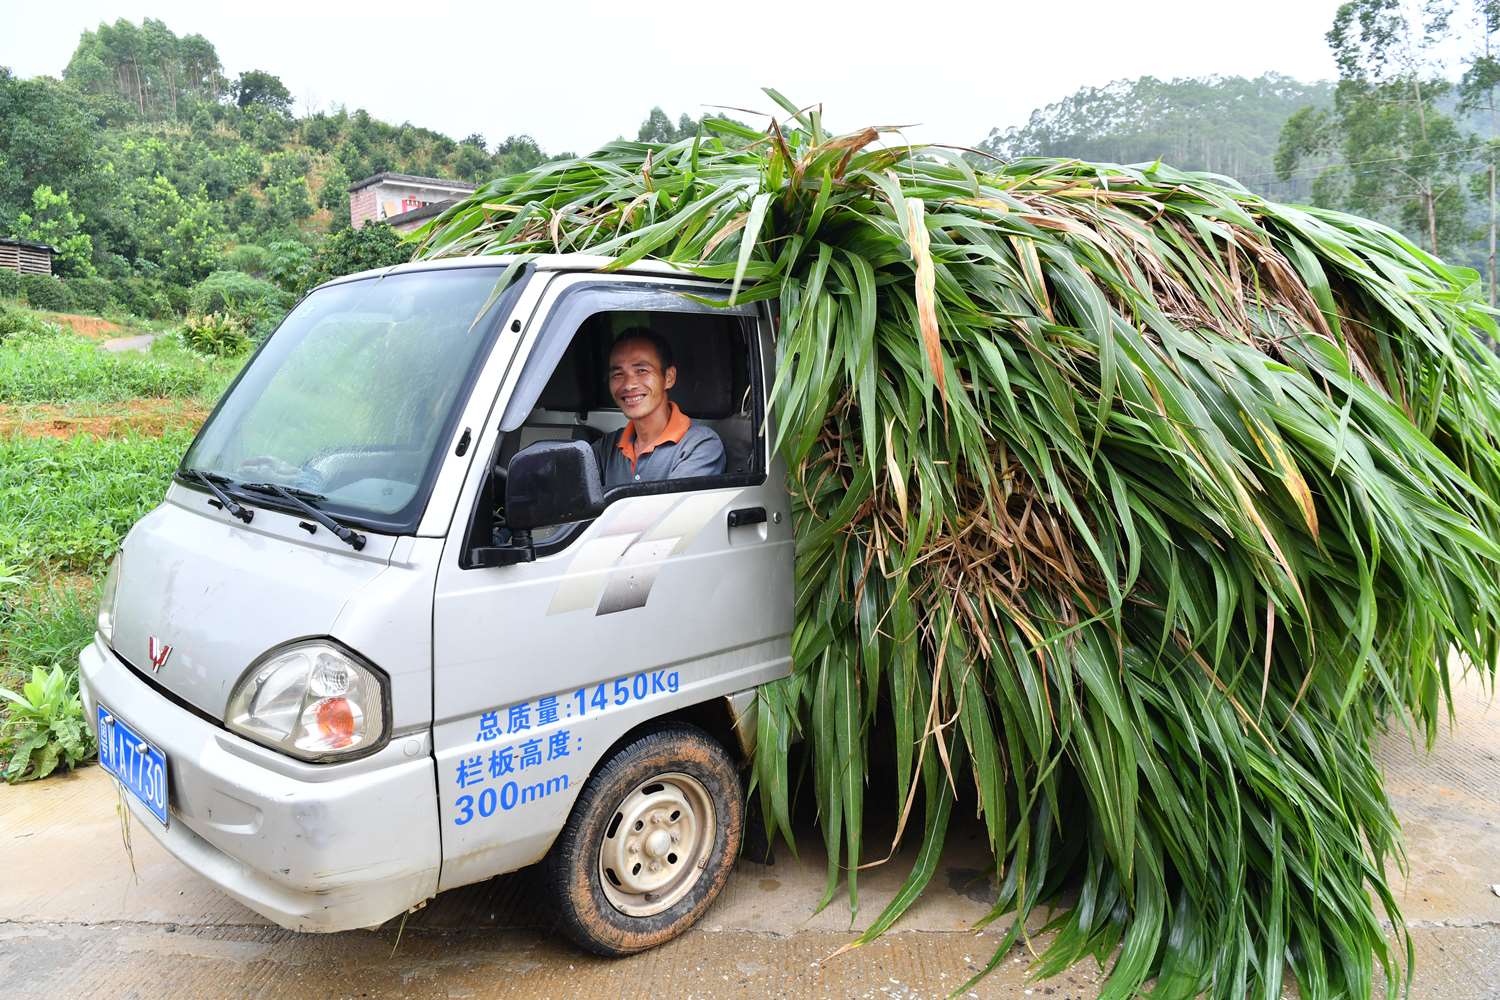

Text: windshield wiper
xmin=240 ymin=482 xmax=366 ymax=551
xmin=180 ymin=468 xmax=254 ymax=524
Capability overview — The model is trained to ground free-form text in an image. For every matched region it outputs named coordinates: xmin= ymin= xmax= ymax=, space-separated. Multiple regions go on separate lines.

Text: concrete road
xmin=2 ymin=675 xmax=1497 ymax=999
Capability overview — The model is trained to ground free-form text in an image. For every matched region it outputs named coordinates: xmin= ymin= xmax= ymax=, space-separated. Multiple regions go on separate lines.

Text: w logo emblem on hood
xmin=147 ymin=636 xmax=173 ymax=672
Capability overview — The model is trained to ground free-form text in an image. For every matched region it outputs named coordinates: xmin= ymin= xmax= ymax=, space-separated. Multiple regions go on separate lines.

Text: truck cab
xmin=78 ymin=254 xmax=794 ymax=954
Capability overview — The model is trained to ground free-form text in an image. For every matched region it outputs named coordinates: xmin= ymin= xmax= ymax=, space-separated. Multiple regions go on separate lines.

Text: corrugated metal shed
xmin=0 ymin=239 xmax=56 ymax=276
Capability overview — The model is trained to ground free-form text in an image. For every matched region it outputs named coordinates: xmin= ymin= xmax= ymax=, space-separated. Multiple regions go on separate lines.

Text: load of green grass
xmin=417 ymin=96 xmax=1500 ymax=998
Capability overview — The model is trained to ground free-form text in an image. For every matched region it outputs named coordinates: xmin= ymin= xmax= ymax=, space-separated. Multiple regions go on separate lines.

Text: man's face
xmin=608 ymin=338 xmax=676 ymax=422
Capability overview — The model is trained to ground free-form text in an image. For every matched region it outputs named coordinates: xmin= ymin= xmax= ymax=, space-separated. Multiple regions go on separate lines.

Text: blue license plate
xmin=97 ymin=703 xmax=169 ymax=825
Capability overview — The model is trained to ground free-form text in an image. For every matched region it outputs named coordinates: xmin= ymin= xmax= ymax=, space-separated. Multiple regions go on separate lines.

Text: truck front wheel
xmin=542 ymin=723 xmax=743 ymax=956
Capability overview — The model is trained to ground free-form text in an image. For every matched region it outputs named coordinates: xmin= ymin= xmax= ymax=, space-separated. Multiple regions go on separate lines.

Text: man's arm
xmin=592 ymin=430 xmax=622 ymax=488
xmin=668 ymin=426 xmax=726 ymax=479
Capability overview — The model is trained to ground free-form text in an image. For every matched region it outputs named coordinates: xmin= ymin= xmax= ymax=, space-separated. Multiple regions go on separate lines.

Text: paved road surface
xmin=2 ymin=675 xmax=1497 ymax=998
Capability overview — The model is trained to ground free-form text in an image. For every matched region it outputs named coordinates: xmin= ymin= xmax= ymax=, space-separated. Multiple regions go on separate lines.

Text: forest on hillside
xmin=976 ymin=3 xmax=1500 ymax=290
xmin=975 ymin=74 xmax=1336 ymax=203
xmin=0 ymin=18 xmax=710 ymax=325
xmin=2 ymin=5 xmax=1497 ymax=323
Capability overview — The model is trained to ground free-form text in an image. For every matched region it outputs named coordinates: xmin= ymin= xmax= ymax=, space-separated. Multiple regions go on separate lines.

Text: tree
xmin=121 ymin=174 xmax=225 ymax=285
xmin=1277 ymin=0 xmax=1472 ymax=255
xmin=0 ymin=70 xmax=110 ymax=231
xmin=265 ymin=238 xmax=313 ymax=294
xmin=260 ymin=152 xmax=314 ymax=231
xmin=233 ymin=70 xmax=292 ymax=114
xmin=10 ymin=186 xmax=95 ymax=276
xmin=493 ymin=134 xmax=547 ymax=176
xmin=1459 ymin=0 xmax=1500 ymax=303
xmin=451 ymin=141 xmax=491 ymax=182
xmin=64 ymin=18 xmax=223 ymax=120
xmin=318 ymin=162 xmax=352 ymax=222
xmin=302 ymin=222 xmax=409 ymax=293
xmin=636 ymin=107 xmax=702 ymax=144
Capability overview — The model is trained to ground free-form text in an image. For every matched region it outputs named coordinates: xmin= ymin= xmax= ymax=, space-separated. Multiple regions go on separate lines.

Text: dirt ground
xmin=0 ymin=399 xmax=209 ymax=439
xmin=1 ymin=675 xmax=1496 ymax=999
xmin=40 ymin=313 xmax=124 ymax=340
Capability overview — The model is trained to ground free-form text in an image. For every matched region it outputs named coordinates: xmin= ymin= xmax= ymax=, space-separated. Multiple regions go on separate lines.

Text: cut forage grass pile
xmin=417 ymin=94 xmax=1500 ymax=999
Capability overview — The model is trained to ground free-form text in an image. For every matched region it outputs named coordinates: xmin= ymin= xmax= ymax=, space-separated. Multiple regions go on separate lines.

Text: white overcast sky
xmin=2 ymin=1 xmax=1347 ymax=152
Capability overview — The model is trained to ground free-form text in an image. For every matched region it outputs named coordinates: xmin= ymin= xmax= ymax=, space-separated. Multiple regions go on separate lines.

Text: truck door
xmin=430 ymin=272 xmax=793 ymax=891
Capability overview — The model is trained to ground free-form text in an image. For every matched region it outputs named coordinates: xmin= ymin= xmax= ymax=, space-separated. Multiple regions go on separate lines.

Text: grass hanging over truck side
xmin=416 ymin=98 xmax=1500 ymax=999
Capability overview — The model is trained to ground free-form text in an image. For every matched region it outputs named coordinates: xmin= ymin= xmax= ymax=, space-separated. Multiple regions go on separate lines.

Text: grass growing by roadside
xmin=0 ymin=429 xmax=188 ymax=781
xmin=0 ymin=302 xmax=234 ymax=782
xmin=0 ymin=428 xmax=193 ymax=781
xmin=0 ymin=319 xmax=244 ymax=406
xmin=0 ymin=429 xmax=194 ymax=573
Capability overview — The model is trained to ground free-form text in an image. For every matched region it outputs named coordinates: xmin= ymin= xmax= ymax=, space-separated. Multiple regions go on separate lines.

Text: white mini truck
xmin=79 ymin=255 xmax=794 ymax=953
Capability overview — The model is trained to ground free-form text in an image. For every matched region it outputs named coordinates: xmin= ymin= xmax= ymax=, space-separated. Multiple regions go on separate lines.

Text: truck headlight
xmin=97 ymin=552 xmax=121 ymax=646
xmin=226 ymin=641 xmax=388 ymax=761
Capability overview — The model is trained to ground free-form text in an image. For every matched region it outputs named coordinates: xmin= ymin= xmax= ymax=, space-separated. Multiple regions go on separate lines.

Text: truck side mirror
xmin=505 ymin=439 xmax=605 ymax=532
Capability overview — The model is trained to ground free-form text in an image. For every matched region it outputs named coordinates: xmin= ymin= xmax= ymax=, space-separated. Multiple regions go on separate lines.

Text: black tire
xmin=542 ymin=723 xmax=743 ymax=956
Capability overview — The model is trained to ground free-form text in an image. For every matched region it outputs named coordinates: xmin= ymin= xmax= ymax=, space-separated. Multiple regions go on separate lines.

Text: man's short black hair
xmin=609 ymin=326 xmax=675 ymax=372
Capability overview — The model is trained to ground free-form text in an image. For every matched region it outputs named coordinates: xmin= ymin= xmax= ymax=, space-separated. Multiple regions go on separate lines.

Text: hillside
xmin=975 ymin=74 xmax=1335 ymax=202
xmin=0 ymin=18 xmax=712 ymax=321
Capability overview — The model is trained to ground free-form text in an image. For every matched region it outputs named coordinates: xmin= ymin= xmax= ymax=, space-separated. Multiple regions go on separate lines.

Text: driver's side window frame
xmin=459 ymin=279 xmax=769 ymax=568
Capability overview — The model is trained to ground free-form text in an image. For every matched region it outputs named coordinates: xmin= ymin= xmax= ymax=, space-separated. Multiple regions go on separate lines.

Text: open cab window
xmin=463 ymin=281 xmax=766 ymax=565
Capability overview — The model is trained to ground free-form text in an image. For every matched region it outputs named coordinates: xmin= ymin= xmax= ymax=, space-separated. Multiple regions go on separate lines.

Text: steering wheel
xmin=237 ymin=455 xmax=328 ymax=493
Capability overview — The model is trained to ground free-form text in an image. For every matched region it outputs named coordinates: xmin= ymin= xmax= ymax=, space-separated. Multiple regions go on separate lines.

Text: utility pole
xmin=1489 ymin=160 xmax=1496 ymax=307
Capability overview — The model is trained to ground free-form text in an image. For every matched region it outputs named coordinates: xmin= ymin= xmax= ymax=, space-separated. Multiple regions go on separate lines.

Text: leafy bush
xmin=0 ymin=664 xmax=93 ymax=782
xmin=108 ymin=277 xmax=171 ymax=320
xmin=0 ymin=430 xmax=195 ymax=573
xmin=65 ymin=276 xmax=115 ymax=314
xmin=0 ymin=269 xmax=18 ymax=299
xmin=21 ymin=274 xmax=75 ymax=312
xmin=0 ymin=302 xmax=61 ymax=342
xmin=223 ymin=243 xmax=272 ymax=276
xmin=182 ymin=311 xmax=251 ymax=356
xmin=188 ymin=269 xmax=289 ymax=338
xmin=11 ymin=185 xmax=95 ymax=278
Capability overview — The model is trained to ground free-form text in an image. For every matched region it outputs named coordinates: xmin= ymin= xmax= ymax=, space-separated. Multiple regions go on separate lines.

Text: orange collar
xmin=617 ymin=402 xmax=692 ymax=470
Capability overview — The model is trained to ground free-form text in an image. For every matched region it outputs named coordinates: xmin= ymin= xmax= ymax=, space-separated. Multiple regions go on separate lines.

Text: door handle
xmin=727 ymin=506 xmax=767 ymax=528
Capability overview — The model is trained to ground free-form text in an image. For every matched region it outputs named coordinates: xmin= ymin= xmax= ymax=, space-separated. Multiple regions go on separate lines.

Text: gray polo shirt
xmin=592 ymin=404 xmax=726 ymax=487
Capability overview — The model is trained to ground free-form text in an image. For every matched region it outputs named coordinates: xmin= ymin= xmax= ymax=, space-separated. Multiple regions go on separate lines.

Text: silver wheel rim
xmin=598 ymin=771 xmax=715 ymax=917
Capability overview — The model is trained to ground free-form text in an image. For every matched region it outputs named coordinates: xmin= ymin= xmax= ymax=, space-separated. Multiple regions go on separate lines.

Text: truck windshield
xmin=182 ymin=266 xmax=516 ymax=533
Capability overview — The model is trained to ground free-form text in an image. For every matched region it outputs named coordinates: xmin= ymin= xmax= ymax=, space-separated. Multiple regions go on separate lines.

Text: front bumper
xmin=78 ymin=634 xmax=439 ymax=932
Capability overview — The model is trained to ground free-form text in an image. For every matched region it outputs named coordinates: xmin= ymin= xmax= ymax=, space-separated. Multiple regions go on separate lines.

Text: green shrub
xmin=163 ymin=282 xmax=192 ymax=316
xmin=0 ymin=302 xmax=61 ymax=342
xmin=267 ymin=239 xmax=314 ymax=294
xmin=0 ymin=269 xmax=18 ymax=299
xmin=0 ymin=663 xmax=93 ymax=782
xmin=189 ymin=270 xmax=289 ymax=338
xmin=182 ymin=311 xmax=251 ymax=356
xmin=65 ymin=276 xmax=115 ymax=314
xmin=108 ymin=277 xmax=173 ymax=319
xmin=21 ymin=274 xmax=74 ymax=312
xmin=223 ymin=244 xmax=273 ymax=276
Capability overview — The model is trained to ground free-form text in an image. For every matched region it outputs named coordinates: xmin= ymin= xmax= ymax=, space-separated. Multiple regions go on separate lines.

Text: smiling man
xmin=592 ymin=327 xmax=726 ymax=487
